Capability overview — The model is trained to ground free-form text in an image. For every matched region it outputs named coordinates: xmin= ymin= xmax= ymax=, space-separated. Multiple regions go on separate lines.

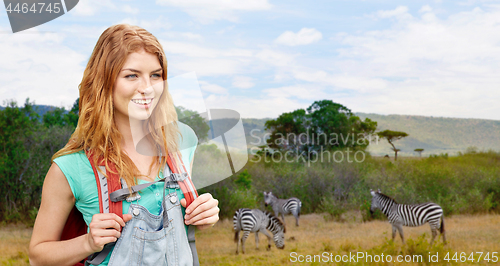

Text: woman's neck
xmin=114 ymin=114 xmax=148 ymax=153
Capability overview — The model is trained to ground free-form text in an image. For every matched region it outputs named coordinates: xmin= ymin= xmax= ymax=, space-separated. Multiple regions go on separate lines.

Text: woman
xmin=29 ymin=24 xmax=219 ymax=266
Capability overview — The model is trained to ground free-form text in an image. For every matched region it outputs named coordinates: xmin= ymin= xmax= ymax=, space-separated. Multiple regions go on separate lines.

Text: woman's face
xmin=113 ymin=49 xmax=164 ymax=124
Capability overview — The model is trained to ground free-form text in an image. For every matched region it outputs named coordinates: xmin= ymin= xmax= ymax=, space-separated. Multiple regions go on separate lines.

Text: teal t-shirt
xmin=54 ymin=122 xmax=198 ymax=265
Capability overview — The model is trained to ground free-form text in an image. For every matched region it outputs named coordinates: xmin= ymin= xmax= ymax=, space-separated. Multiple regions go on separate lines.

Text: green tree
xmin=234 ymin=169 xmax=252 ymax=190
xmin=264 ymin=109 xmax=309 ymax=153
xmin=307 ymin=100 xmax=377 ymax=150
xmin=66 ymin=98 xmax=79 ymax=127
xmin=377 ymin=130 xmax=409 ymax=160
xmin=414 ymin=148 xmax=424 ymax=157
xmin=176 ymin=106 xmax=210 ymax=142
xmin=42 ymin=99 xmax=79 ymax=128
xmin=264 ymin=100 xmax=377 ymax=158
xmin=0 ymin=99 xmax=39 ymax=221
xmin=0 ymin=98 xmax=76 ymax=223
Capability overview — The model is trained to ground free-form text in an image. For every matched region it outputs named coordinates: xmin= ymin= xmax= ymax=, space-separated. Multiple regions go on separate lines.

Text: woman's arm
xmin=29 ymin=163 xmax=130 ymax=266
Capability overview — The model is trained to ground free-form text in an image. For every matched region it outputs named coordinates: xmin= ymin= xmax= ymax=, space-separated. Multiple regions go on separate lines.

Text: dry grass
xmin=197 ymin=213 xmax=500 ymax=265
xmin=0 ymin=223 xmax=31 ymax=266
xmin=2 ymin=214 xmax=499 ymax=265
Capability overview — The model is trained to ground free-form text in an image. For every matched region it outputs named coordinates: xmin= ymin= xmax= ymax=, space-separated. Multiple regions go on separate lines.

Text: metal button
xmin=133 ymin=208 xmax=140 ymax=216
xmin=170 ymin=196 xmax=178 ymax=204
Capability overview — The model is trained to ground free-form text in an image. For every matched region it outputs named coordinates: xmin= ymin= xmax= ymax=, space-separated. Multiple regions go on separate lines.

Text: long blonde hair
xmin=53 ymin=24 xmax=180 ymax=187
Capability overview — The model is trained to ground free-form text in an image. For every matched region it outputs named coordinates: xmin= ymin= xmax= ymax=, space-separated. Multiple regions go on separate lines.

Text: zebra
xmin=263 ymin=191 xmax=302 ymax=227
xmin=370 ymin=189 xmax=446 ymax=245
xmin=233 ymin=208 xmax=286 ymax=254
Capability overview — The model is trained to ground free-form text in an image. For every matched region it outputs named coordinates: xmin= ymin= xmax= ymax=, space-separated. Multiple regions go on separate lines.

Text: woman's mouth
xmin=131 ymin=98 xmax=153 ymax=108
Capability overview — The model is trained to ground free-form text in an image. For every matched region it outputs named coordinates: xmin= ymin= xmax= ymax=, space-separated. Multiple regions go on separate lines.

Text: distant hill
xmin=0 ymin=104 xmax=62 ymax=119
xmin=356 ymin=113 xmax=500 ymax=156
xmin=241 ymin=114 xmax=500 ymax=157
xmin=4 ymin=103 xmax=499 ymax=157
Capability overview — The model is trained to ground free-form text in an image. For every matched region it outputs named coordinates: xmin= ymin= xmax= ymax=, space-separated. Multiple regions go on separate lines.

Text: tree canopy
xmin=0 ymin=98 xmax=74 ymax=223
xmin=264 ymin=100 xmax=377 ymax=157
xmin=175 ymin=106 xmax=210 ymax=142
xmin=377 ymin=130 xmax=408 ymax=160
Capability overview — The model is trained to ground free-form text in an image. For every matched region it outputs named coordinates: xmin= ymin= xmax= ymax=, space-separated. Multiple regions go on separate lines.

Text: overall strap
xmin=166 ymin=152 xmax=200 ymax=266
xmin=108 ymin=153 xmax=199 ymax=206
xmin=85 ymin=150 xmax=123 ymax=218
xmin=166 ymin=152 xmax=199 ymax=206
xmin=84 ymin=150 xmax=123 ymax=265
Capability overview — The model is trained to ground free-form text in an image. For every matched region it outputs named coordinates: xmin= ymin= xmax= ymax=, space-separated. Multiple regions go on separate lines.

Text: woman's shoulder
xmin=53 ymin=150 xmax=94 ymax=200
xmin=53 ymin=150 xmax=89 ymax=166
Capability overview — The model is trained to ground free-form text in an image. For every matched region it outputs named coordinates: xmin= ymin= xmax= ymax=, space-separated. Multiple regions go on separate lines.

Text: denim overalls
xmin=108 ymin=181 xmax=193 ymax=266
xmin=86 ymin=165 xmax=197 ymax=266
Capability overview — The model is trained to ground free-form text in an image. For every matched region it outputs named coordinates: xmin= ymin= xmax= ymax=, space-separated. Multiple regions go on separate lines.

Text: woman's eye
xmin=125 ymin=74 xmax=138 ymax=79
xmin=152 ymin=73 xmax=162 ymax=78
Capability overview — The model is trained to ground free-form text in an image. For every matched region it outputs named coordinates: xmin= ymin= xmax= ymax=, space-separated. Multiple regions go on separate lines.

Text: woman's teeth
xmin=132 ymin=99 xmax=152 ymax=104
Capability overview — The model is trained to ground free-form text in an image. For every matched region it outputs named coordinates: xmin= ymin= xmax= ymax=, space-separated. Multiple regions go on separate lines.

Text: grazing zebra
xmin=370 ymin=189 xmax=446 ymax=245
xmin=263 ymin=191 xmax=302 ymax=226
xmin=233 ymin=208 xmax=286 ymax=254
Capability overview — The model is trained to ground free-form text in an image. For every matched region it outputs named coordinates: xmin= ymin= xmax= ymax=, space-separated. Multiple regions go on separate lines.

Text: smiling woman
xmin=28 ymin=24 xmax=219 ymax=266
xmin=113 ymin=51 xmax=164 ymax=124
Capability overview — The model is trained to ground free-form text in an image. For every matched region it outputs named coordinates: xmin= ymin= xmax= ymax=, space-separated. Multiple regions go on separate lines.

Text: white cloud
xmin=263 ymin=85 xmax=328 ymax=100
xmin=170 ymin=57 xmax=243 ymax=77
xmin=71 ymin=0 xmax=115 ymax=16
xmin=159 ymin=40 xmax=256 ymax=77
xmin=120 ymin=16 xmax=172 ymax=32
xmin=274 ymin=28 xmax=323 ymax=46
xmin=180 ymin=32 xmax=203 ymax=41
xmin=202 ymin=94 xmax=306 ymax=119
xmin=156 ymin=0 xmax=272 ymax=23
xmin=232 ymin=76 xmax=254 ymax=89
xmin=375 ymin=6 xmax=412 ymax=19
xmin=256 ymin=49 xmax=297 ymax=67
xmin=199 ymin=81 xmax=227 ymax=94
xmin=419 ymin=5 xmax=433 ymax=13
xmin=161 ymin=40 xmax=218 ymax=58
xmin=332 ymin=6 xmax=500 ymax=119
xmin=122 ymin=5 xmax=139 ymax=14
xmin=0 ymin=31 xmax=86 ymax=108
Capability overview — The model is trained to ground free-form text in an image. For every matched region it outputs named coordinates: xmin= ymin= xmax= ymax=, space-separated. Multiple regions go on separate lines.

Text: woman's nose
xmin=138 ymin=78 xmax=154 ymax=95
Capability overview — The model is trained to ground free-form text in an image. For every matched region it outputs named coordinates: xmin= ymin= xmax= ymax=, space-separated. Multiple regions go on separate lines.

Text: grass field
xmin=2 ymin=213 xmax=499 ymax=266
xmin=197 ymin=213 xmax=500 ymax=265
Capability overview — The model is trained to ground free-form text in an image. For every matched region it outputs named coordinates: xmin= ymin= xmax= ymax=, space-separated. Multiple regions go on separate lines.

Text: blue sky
xmin=1 ymin=0 xmax=500 ymax=120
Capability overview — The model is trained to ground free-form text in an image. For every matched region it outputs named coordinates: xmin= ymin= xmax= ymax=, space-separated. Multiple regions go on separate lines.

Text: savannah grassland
xmin=196 ymin=213 xmax=500 ymax=266
xmin=2 ymin=151 xmax=500 ymax=265
xmin=1 ymin=213 xmax=499 ymax=266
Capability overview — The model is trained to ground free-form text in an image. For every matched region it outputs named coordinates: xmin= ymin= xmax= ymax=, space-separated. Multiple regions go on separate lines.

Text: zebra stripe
xmin=263 ymin=191 xmax=301 ymax=226
xmin=370 ymin=190 xmax=446 ymax=245
xmin=233 ymin=208 xmax=285 ymax=254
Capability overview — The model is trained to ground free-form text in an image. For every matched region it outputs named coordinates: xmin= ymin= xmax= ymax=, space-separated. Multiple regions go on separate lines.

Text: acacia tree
xmin=414 ymin=148 xmax=424 ymax=157
xmin=377 ymin=130 xmax=408 ymax=160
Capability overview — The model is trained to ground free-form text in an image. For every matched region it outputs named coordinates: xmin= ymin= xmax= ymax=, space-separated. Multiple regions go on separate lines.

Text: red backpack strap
xmin=86 ymin=150 xmax=123 ymax=219
xmin=166 ymin=152 xmax=198 ymax=207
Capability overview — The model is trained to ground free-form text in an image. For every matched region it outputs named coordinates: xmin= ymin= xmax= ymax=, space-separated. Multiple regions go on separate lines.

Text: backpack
xmin=60 ymin=150 xmax=199 ymax=266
